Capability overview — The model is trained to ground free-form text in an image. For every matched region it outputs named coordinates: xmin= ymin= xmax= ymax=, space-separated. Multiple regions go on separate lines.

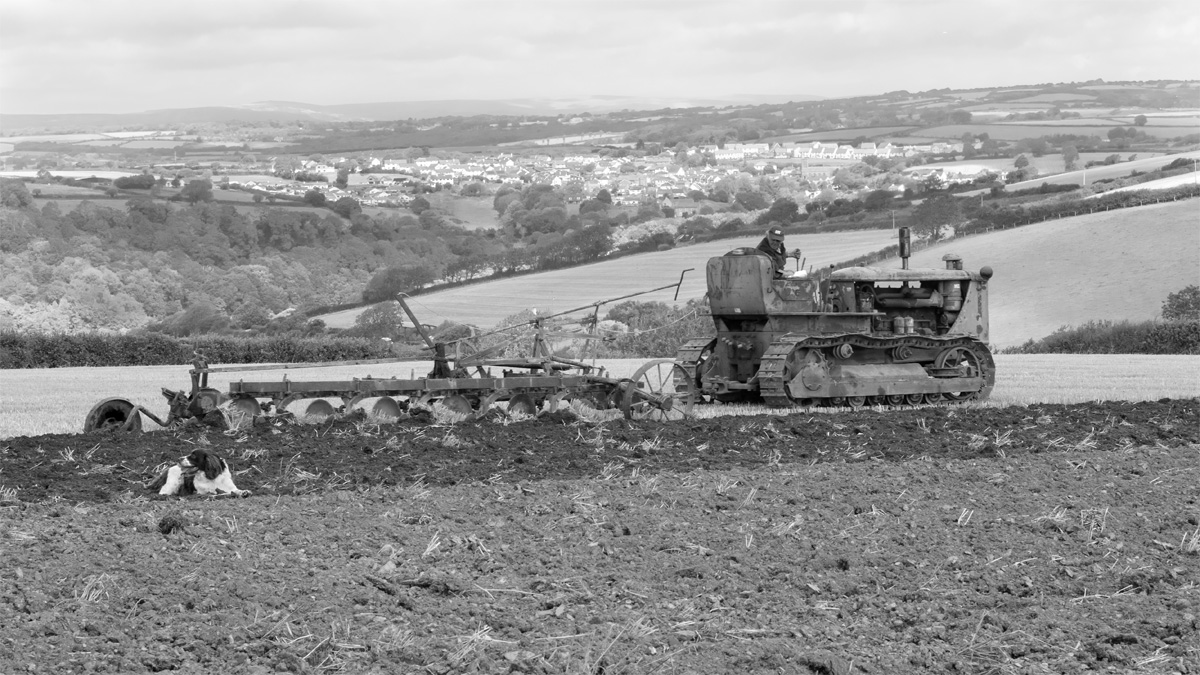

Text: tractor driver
xmin=756 ymin=226 xmax=801 ymax=278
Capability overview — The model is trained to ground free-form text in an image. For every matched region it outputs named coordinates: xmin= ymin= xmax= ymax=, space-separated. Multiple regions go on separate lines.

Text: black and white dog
xmin=151 ymin=449 xmax=250 ymax=497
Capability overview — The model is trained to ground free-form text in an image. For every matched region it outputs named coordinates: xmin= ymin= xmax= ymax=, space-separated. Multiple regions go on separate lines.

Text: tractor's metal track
xmin=757 ymin=334 xmax=990 ymax=408
xmin=674 ymin=338 xmax=717 ymax=399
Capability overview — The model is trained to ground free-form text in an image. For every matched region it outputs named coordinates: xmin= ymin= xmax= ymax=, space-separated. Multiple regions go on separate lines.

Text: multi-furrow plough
xmin=84 ymin=277 xmax=696 ymax=433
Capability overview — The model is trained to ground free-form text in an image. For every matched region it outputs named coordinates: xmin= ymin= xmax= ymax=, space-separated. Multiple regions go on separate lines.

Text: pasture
xmin=26 ymin=183 xmax=108 ymax=197
xmin=0 ymin=170 xmax=139 ymax=181
xmin=913 ymin=151 xmax=1158 ymax=177
xmin=890 ymin=200 xmax=1198 ymax=347
xmin=1 ymin=354 xmax=1197 ymax=439
xmin=426 ymin=194 xmax=502 ymax=230
xmin=119 ymin=140 xmax=189 ymax=149
xmin=1091 ymin=171 xmax=1200 ymax=194
xmin=771 ymin=126 xmax=916 ymax=142
xmin=904 ymin=123 xmax=1198 ymax=141
xmin=1003 ymin=149 xmax=1200 ymax=189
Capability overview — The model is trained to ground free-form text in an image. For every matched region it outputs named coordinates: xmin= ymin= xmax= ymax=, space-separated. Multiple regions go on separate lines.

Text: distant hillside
xmin=0 ymin=107 xmax=324 ymax=132
xmin=257 ymin=95 xmax=822 ymax=119
xmin=318 ymin=201 xmax=1199 ymax=350
xmin=0 ymin=94 xmax=822 ymax=134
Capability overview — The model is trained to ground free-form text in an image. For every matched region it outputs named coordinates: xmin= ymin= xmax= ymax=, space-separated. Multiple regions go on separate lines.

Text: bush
xmin=113 ymin=174 xmax=157 ymax=190
xmin=604 ymin=299 xmax=713 ymax=358
xmin=1162 ymin=285 xmax=1200 ymax=322
xmin=1002 ymin=319 xmax=1200 ymax=355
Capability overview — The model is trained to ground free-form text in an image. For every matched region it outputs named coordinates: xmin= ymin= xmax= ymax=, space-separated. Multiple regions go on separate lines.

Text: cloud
xmin=1 ymin=0 xmax=1196 ymax=114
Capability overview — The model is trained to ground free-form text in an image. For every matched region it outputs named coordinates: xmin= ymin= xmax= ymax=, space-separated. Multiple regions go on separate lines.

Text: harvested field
xmin=1 ymin=396 xmax=1197 ymax=673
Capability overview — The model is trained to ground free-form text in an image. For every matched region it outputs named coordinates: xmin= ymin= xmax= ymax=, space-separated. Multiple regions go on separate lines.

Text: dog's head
xmin=180 ymin=450 xmax=226 ymax=481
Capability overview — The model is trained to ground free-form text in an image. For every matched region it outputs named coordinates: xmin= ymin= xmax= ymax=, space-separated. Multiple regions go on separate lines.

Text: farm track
xmin=2 ymin=398 xmax=1198 ymax=673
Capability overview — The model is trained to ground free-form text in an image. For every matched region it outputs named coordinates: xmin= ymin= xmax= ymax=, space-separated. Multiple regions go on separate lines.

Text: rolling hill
xmin=317 ymin=200 xmax=1199 ymax=349
xmin=0 ymin=94 xmax=822 ymax=134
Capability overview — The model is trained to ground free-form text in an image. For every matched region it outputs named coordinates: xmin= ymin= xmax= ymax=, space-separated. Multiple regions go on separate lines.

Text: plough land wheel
xmin=84 ymin=397 xmax=142 ymax=433
xmin=622 ymin=359 xmax=696 ymax=422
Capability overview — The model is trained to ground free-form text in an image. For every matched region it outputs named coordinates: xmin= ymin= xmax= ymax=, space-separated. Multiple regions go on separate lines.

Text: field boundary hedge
xmin=1001 ymin=320 xmax=1200 ymax=355
xmin=0 ymin=332 xmax=418 ymax=369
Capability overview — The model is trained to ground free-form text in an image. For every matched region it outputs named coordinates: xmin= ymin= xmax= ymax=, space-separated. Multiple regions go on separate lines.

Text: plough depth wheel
xmin=622 ymin=359 xmax=696 ymax=421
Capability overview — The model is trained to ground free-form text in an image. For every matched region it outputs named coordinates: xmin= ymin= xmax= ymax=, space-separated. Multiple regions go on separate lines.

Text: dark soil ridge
xmin=3 ymin=398 xmax=1196 ymax=505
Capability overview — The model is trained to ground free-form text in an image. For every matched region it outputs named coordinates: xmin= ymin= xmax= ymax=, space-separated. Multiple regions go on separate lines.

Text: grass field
xmin=1 ymin=355 xmax=1196 ymax=439
xmin=32 ymin=197 xmax=129 ymax=211
xmin=1090 ymin=171 xmax=1200 ymax=194
xmin=897 ymin=200 xmax=1198 ymax=347
xmin=426 ymin=194 xmax=499 ymax=230
xmin=318 ymin=229 xmax=900 ymax=330
xmin=26 ymin=183 xmax=108 ymax=197
xmin=0 ymin=170 xmax=139 ymax=180
xmin=901 ymin=123 xmax=1198 ymax=141
xmin=914 ymin=152 xmax=1158 ymax=177
xmin=771 ymin=126 xmax=917 ymax=143
xmin=1003 ymin=149 xmax=1200 ymax=190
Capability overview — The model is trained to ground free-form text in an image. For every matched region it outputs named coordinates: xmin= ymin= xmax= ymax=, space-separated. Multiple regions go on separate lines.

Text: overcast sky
xmin=1 ymin=0 xmax=1196 ymax=115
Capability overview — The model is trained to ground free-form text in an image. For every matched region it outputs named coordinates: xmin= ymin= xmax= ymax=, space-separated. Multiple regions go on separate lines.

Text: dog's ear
xmin=198 ymin=451 xmax=225 ymax=480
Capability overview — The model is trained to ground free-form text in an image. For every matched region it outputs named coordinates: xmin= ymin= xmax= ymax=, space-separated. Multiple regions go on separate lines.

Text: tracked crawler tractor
xmin=676 ymin=227 xmax=995 ymax=408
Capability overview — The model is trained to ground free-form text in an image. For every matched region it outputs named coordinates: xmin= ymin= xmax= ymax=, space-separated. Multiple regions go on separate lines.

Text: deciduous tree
xmin=303 ymin=189 xmax=326 ymax=207
xmin=331 ymin=196 xmax=361 ymax=219
xmin=1062 ymin=144 xmax=1080 ymax=171
xmin=863 ymin=189 xmax=894 ymax=211
xmin=180 ymin=179 xmax=214 ymax=204
xmin=910 ymin=195 xmax=962 ymax=242
xmin=362 ymin=263 xmax=438 ymax=303
xmin=1162 ymin=285 xmax=1199 ymax=321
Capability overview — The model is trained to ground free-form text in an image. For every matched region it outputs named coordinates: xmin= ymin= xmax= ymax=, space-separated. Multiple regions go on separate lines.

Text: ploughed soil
xmin=1 ymin=399 xmax=1198 ymax=674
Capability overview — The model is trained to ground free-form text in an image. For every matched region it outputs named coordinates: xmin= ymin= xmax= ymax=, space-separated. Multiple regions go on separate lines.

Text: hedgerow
xmin=1001 ymin=320 xmax=1200 ymax=355
xmin=0 ymin=331 xmax=410 ymax=369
